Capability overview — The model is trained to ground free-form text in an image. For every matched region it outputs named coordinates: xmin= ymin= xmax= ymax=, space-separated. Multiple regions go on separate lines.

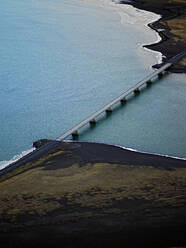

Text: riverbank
xmin=0 ymin=140 xmax=186 ymax=247
xmin=120 ymin=0 xmax=186 ymax=72
xmin=0 ymin=1 xmax=186 ymax=246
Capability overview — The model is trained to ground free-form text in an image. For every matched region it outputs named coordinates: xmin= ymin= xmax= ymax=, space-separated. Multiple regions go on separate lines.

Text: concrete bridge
xmin=0 ymin=51 xmax=185 ymax=177
xmin=57 ymin=51 xmax=186 ymax=141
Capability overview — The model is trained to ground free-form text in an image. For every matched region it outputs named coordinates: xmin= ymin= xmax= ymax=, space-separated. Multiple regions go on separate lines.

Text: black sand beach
xmin=0 ymin=0 xmax=186 ymax=247
xmin=120 ymin=0 xmax=186 ymax=72
xmin=0 ymin=141 xmax=186 ymax=248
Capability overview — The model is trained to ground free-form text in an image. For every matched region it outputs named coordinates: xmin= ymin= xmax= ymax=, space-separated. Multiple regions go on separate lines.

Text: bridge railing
xmin=57 ymin=51 xmax=186 ymax=141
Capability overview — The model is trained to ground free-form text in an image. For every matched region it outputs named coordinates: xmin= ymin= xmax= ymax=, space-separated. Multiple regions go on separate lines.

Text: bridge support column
xmin=134 ymin=88 xmax=140 ymax=94
xmin=72 ymin=131 xmax=78 ymax=138
xmin=120 ymin=98 xmax=126 ymax=103
xmin=158 ymin=72 xmax=163 ymax=78
xmin=106 ymin=108 xmax=112 ymax=113
xmin=89 ymin=119 xmax=96 ymax=125
xmin=146 ymin=80 xmax=152 ymax=85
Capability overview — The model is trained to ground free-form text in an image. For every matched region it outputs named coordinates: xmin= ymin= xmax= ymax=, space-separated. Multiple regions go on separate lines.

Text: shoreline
xmin=0 ymin=140 xmax=186 ymax=248
xmin=1 ymin=0 xmax=186 ymax=171
xmin=1 ymin=137 xmax=186 ymax=174
xmin=119 ymin=0 xmax=186 ymax=73
xmin=67 ymin=140 xmax=186 ymax=161
xmin=0 ymin=139 xmax=186 ymax=179
xmin=0 ymin=0 xmax=164 ymax=170
xmin=114 ymin=2 xmax=163 ymax=64
xmin=0 ymin=2 xmax=186 ymax=245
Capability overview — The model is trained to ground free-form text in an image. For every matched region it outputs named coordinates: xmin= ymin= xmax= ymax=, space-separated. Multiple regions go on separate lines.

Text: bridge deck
xmin=0 ymin=52 xmax=185 ymax=177
xmin=57 ymin=51 xmax=186 ymax=141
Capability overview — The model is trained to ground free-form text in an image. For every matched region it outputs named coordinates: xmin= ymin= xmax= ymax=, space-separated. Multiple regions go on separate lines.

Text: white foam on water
xmin=66 ymin=140 xmax=186 ymax=161
xmin=0 ymin=148 xmax=35 ymax=171
xmin=114 ymin=3 xmax=162 ymax=64
xmin=78 ymin=0 xmax=163 ymax=64
xmin=0 ymin=0 xmax=180 ymax=172
xmin=117 ymin=145 xmax=186 ymax=161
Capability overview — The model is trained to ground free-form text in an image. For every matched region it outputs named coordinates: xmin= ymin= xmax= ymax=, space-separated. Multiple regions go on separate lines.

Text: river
xmin=0 ymin=0 xmax=186 ymax=168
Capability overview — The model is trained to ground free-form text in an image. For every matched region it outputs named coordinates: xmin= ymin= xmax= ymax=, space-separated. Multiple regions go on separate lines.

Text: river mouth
xmin=0 ymin=0 xmax=186 ymax=166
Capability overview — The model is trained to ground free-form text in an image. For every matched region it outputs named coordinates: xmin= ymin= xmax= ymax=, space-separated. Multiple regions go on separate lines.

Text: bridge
xmin=0 ymin=51 xmax=185 ymax=177
xmin=57 ymin=51 xmax=186 ymax=141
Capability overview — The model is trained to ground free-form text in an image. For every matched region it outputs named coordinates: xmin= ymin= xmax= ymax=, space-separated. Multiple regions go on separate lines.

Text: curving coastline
xmin=0 ymin=1 xmax=186 ymax=246
xmin=0 ymin=0 xmax=185 ymax=169
xmin=119 ymin=0 xmax=186 ymax=72
xmin=0 ymin=140 xmax=186 ymax=248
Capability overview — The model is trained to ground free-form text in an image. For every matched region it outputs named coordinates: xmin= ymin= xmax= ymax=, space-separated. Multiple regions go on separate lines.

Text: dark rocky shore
xmin=120 ymin=0 xmax=186 ymax=72
xmin=0 ymin=140 xmax=186 ymax=248
xmin=0 ymin=1 xmax=186 ymax=247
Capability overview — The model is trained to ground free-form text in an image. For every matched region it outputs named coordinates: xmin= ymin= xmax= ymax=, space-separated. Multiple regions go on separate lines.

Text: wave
xmin=0 ymin=148 xmax=35 ymax=171
xmin=83 ymin=0 xmax=163 ymax=64
xmin=1 ymin=139 xmax=185 ymax=172
xmin=117 ymin=145 xmax=186 ymax=161
xmin=0 ymin=1 xmax=181 ymax=172
xmin=113 ymin=1 xmax=162 ymax=64
xmin=66 ymin=140 xmax=186 ymax=161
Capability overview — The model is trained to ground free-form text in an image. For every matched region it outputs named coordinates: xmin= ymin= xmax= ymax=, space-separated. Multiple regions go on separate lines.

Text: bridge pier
xmin=57 ymin=52 xmax=186 ymax=142
xmin=146 ymin=80 xmax=152 ymax=85
xmin=158 ymin=72 xmax=163 ymax=79
xmin=106 ymin=108 xmax=112 ymax=113
xmin=72 ymin=131 xmax=78 ymax=138
xmin=134 ymin=88 xmax=140 ymax=94
xmin=89 ymin=119 xmax=96 ymax=125
xmin=120 ymin=98 xmax=126 ymax=103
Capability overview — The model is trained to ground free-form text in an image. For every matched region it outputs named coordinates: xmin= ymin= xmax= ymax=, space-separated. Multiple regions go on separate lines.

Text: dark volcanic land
xmin=121 ymin=0 xmax=186 ymax=72
xmin=0 ymin=1 xmax=186 ymax=247
xmin=0 ymin=141 xmax=186 ymax=248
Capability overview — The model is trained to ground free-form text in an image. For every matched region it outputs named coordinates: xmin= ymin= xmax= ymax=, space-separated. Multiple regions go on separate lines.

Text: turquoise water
xmin=80 ymin=73 xmax=186 ymax=158
xmin=0 ymin=0 xmax=186 ymax=164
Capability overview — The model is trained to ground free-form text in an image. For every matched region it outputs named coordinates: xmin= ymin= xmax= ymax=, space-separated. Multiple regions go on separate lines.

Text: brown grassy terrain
xmin=165 ymin=15 xmax=186 ymax=66
xmin=0 ymin=141 xmax=185 ymax=247
xmin=0 ymin=162 xmax=185 ymax=224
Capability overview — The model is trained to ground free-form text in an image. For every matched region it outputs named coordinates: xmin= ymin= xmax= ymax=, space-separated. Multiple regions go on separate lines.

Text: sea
xmin=0 ymin=0 xmax=186 ymax=169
